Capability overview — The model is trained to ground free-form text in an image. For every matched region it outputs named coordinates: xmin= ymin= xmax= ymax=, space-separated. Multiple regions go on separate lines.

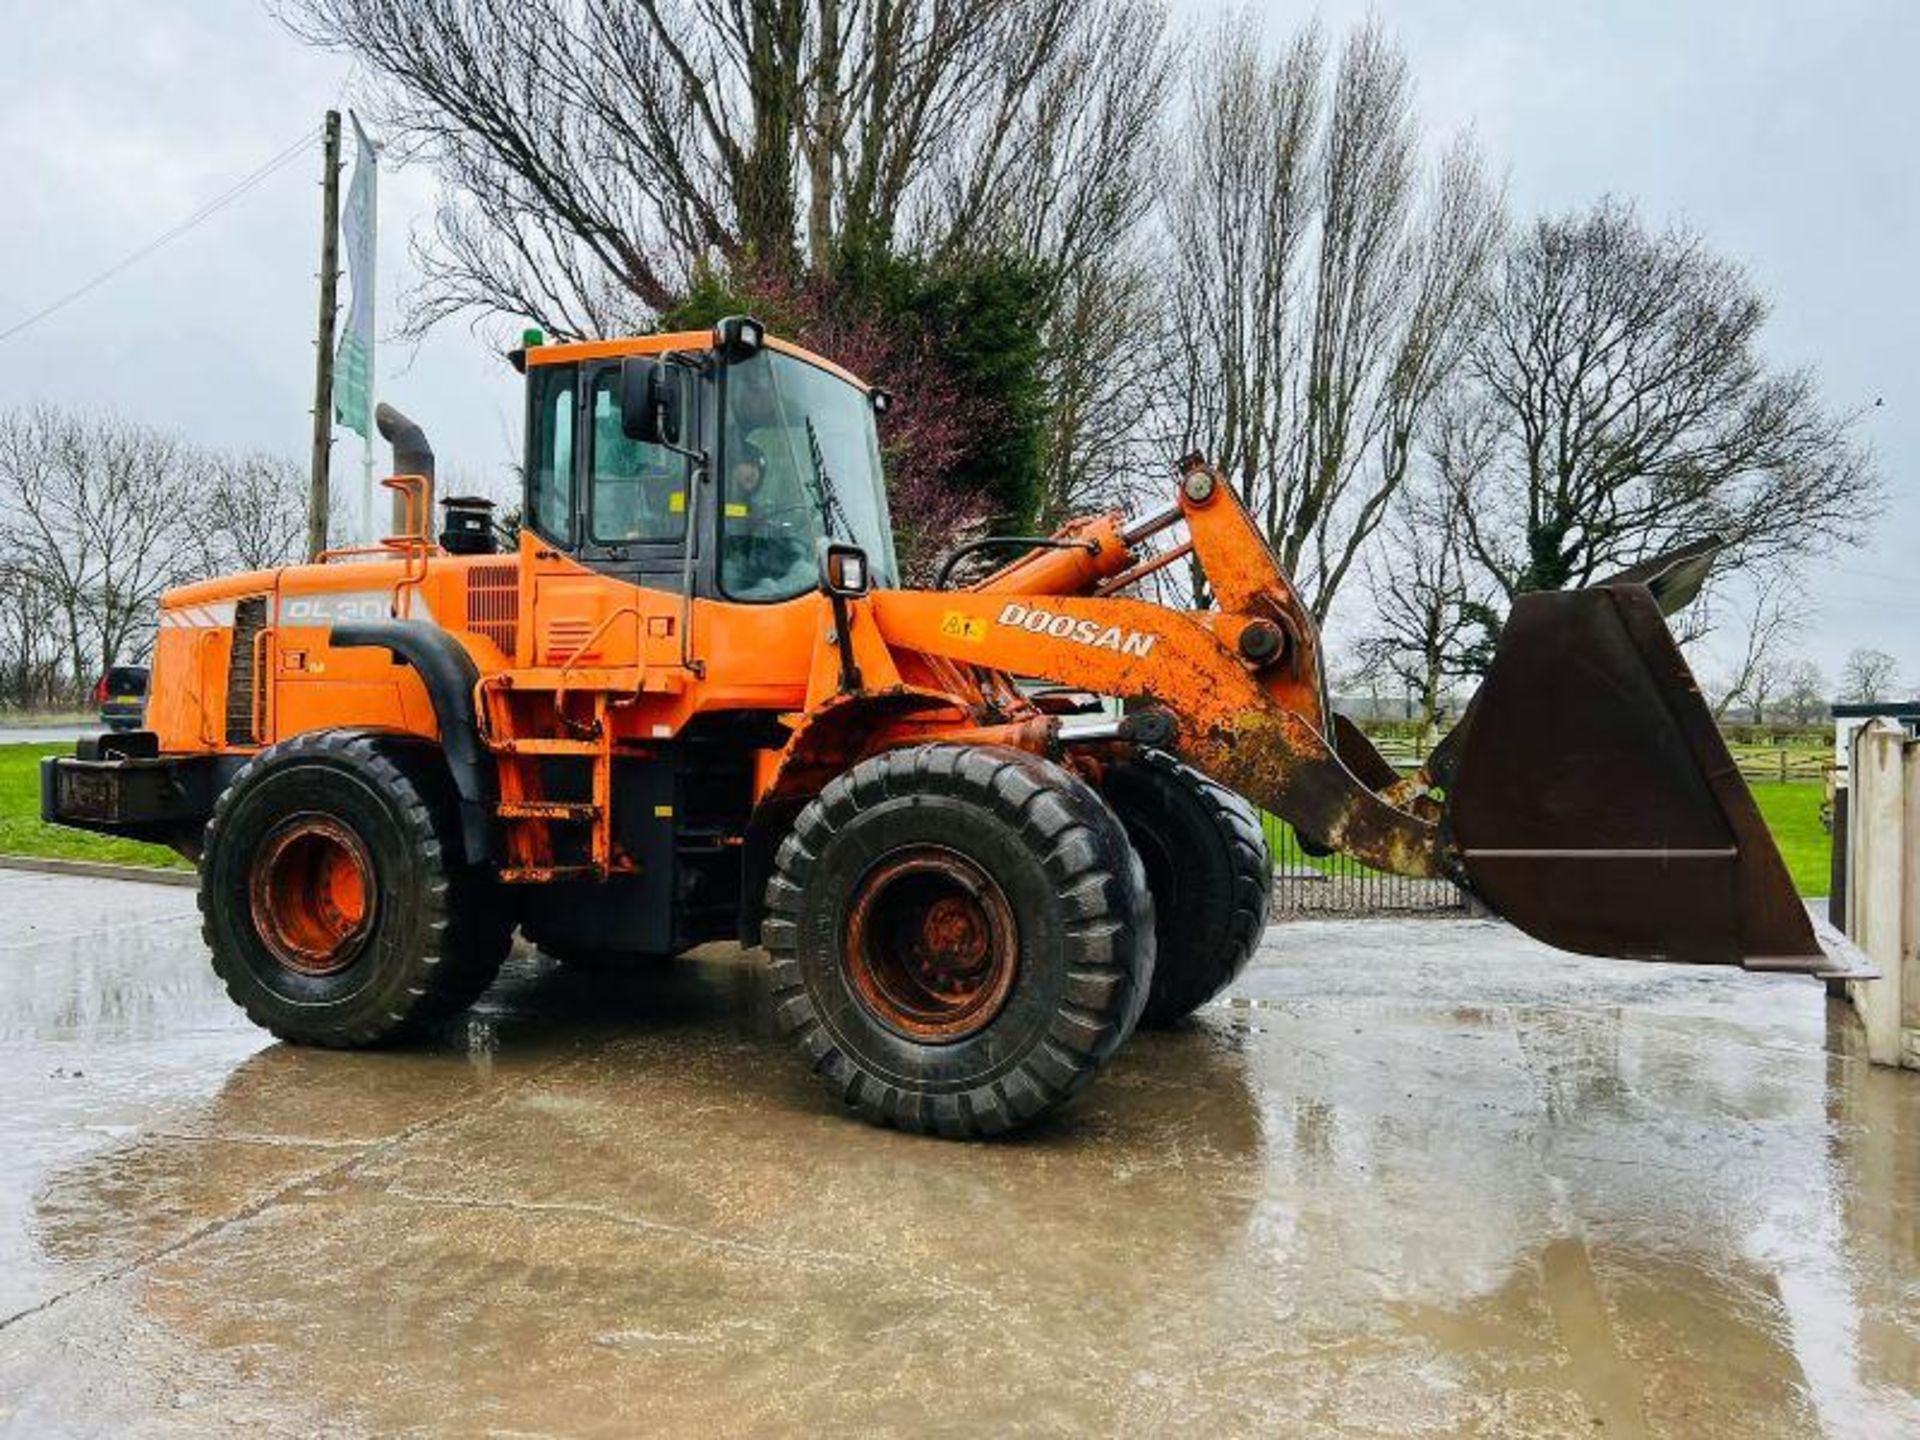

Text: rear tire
xmin=198 ymin=729 xmax=512 ymax=1047
xmin=764 ymin=744 xmax=1155 ymax=1138
xmin=1103 ymin=751 xmax=1272 ymax=1026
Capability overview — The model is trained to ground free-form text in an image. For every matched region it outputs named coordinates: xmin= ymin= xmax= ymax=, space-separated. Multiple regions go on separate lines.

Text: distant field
xmin=0 ymin=742 xmax=192 ymax=870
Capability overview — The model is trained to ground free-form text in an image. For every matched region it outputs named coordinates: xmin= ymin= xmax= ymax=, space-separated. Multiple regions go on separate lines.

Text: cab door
xmin=523 ymin=359 xmax=698 ymax=670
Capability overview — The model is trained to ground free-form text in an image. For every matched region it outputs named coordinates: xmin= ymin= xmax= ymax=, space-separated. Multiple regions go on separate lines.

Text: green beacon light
xmin=521 ymin=327 xmax=545 ymax=348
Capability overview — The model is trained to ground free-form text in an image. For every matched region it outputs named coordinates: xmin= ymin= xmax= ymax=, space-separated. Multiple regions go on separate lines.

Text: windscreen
xmin=718 ymin=349 xmax=897 ymax=601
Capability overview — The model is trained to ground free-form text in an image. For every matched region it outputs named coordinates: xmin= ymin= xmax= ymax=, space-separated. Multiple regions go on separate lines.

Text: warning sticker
xmin=940 ymin=612 xmax=987 ymax=644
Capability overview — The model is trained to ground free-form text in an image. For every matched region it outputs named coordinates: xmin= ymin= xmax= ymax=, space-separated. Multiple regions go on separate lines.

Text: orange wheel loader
xmin=42 ymin=316 xmax=1861 ymax=1137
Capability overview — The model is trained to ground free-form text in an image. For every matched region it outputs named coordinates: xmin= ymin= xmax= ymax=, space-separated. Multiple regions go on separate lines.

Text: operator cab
xmin=518 ymin=316 xmax=898 ymax=602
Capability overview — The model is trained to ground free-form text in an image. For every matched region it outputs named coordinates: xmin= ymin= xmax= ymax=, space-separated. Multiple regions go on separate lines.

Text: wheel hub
xmin=249 ymin=815 xmax=377 ymax=976
xmin=845 ymin=848 xmax=1018 ymax=1042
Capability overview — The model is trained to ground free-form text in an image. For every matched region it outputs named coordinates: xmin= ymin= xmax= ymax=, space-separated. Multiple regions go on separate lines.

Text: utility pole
xmin=306 ymin=109 xmax=343 ymax=561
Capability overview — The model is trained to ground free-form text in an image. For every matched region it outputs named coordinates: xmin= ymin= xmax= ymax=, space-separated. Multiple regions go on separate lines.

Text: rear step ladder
xmin=482 ymin=691 xmax=620 ymax=883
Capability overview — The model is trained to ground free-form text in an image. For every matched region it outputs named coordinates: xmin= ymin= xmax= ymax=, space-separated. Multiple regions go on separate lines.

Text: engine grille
xmin=543 ymin=617 xmax=598 ymax=664
xmin=466 ymin=562 xmax=519 ymax=658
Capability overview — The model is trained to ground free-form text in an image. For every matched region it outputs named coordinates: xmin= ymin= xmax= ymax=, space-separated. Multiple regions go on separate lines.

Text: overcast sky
xmin=0 ymin=1 xmax=1913 ymax=688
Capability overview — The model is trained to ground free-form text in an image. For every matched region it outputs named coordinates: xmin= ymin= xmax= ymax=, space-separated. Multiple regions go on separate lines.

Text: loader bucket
xmin=1440 ymin=576 xmax=1823 ymax=971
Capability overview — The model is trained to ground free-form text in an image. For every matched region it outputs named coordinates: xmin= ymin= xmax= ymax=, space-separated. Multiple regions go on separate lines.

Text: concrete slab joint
xmin=1842 ymin=718 xmax=1920 ymax=1068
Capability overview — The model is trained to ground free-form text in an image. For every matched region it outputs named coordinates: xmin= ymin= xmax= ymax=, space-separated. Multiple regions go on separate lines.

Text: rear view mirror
xmin=619 ymin=357 xmax=684 ymax=447
xmin=819 ymin=541 xmax=872 ymax=597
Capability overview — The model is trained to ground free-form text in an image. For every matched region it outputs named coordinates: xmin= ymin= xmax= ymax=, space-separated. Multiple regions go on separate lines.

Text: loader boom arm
xmin=869 ymin=460 xmax=1838 ymax=976
xmin=873 ymin=464 xmax=1448 ymax=880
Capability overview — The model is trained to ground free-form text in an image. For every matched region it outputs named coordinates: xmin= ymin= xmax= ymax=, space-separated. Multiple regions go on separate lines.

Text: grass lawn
xmin=1747 ymin=781 xmax=1831 ymax=898
xmin=0 ymin=742 xmax=193 ymax=870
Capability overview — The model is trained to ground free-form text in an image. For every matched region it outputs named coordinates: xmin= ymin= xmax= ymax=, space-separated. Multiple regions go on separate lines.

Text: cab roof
xmin=522 ymin=328 xmax=870 ymax=392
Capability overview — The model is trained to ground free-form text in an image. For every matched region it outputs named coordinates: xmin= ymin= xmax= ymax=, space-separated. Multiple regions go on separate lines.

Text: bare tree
xmin=1032 ymin=245 xmax=1170 ymax=524
xmin=1163 ymin=17 xmax=1319 ymax=591
xmin=913 ymin=0 xmax=1172 ymax=523
xmin=195 ymin=452 xmax=312 ymax=575
xmin=1777 ymin=659 xmax=1828 ymax=727
xmin=1328 ymin=644 xmax=1390 ymax=723
xmin=1707 ymin=571 xmax=1804 ymax=722
xmin=278 ymin=0 xmax=1167 ymax=339
xmin=1838 ymin=647 xmax=1901 ymax=705
xmin=0 ymin=555 xmax=68 ymax=710
xmin=0 ymin=407 xmax=201 ymax=698
xmin=1163 ymin=18 xmax=1502 ymax=622
xmin=1455 ymin=200 xmax=1881 ymax=604
xmin=1353 ymin=419 xmax=1498 ymax=744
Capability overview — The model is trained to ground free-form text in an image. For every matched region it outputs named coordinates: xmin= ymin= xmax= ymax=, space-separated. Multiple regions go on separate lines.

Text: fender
xmin=331 ymin=619 xmax=494 ymax=865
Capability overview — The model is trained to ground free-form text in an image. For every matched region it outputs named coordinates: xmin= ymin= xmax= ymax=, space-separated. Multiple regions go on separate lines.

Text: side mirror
xmin=618 ymin=357 xmax=684 ymax=447
xmin=818 ymin=540 xmax=872 ymax=598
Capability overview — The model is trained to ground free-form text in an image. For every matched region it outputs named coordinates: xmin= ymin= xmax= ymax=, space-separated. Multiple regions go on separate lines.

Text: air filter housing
xmin=439 ymin=495 xmax=498 ymax=556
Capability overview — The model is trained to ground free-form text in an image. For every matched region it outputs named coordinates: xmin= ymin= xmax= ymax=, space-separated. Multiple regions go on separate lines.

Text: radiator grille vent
xmin=225 ymin=595 xmax=268 ymax=745
xmin=466 ymin=563 xmax=519 ymax=658
xmin=543 ymin=617 xmax=598 ymax=664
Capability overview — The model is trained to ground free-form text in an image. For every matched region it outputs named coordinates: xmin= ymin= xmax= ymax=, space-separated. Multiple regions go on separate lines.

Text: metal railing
xmin=1260 ymin=811 xmax=1471 ymax=919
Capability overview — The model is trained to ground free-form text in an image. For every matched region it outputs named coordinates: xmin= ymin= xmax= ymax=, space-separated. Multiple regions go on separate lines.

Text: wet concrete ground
xmin=0 ymin=871 xmax=1916 ymax=1437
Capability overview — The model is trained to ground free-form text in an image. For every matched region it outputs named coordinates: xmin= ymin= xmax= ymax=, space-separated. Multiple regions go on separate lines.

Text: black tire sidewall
xmin=1107 ymin=759 xmax=1238 ymax=964
xmin=205 ymin=752 xmax=435 ymax=1026
xmin=795 ymin=793 xmax=1067 ymax=1094
xmin=1105 ymin=754 xmax=1270 ymax=1025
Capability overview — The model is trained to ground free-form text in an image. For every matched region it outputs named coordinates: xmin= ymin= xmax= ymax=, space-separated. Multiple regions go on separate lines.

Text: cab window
xmin=588 ymin=370 xmax=690 ymax=545
xmin=528 ymin=363 xmax=576 ymax=542
xmin=719 ymin=349 xmax=896 ymax=602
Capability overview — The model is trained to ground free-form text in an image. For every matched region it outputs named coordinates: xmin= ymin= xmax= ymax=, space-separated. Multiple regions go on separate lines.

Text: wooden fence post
xmin=1844 ymin=719 xmax=1918 ymax=1068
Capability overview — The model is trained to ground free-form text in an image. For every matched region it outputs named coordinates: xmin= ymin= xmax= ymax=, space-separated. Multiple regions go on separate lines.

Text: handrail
xmin=472 ymin=674 xmax=503 ymax=751
xmin=390 ymin=534 xmax=431 ymax=620
xmin=190 ymin=630 xmax=221 ymax=747
xmin=314 ymin=536 xmax=433 ymax=565
xmin=385 ymin=473 xmax=432 ymax=542
xmin=249 ymin=625 xmax=275 ymax=744
xmin=314 ymin=475 xmax=437 ymax=567
xmin=551 ymin=606 xmax=642 ymax=735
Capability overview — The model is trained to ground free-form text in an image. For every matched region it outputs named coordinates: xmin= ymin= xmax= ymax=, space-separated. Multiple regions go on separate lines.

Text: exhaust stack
xmin=375 ymin=403 xmax=435 ymax=540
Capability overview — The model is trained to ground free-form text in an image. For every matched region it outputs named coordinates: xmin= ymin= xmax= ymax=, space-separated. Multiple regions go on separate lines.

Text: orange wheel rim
xmin=845 ymin=847 xmax=1018 ymax=1043
xmin=249 ymin=816 xmax=377 ymax=976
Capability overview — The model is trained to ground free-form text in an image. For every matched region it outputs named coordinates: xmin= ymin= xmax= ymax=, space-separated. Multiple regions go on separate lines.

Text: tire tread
xmin=197 ymin=728 xmax=510 ymax=1047
xmin=763 ymin=743 xmax=1154 ymax=1139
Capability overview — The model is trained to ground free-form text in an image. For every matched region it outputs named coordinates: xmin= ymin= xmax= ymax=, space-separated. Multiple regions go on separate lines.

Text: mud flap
xmin=1443 ymin=581 xmax=1827 ymax=972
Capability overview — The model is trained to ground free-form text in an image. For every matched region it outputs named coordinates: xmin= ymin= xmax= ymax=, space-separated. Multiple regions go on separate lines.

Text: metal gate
xmin=1261 ymin=812 xmax=1471 ymax=918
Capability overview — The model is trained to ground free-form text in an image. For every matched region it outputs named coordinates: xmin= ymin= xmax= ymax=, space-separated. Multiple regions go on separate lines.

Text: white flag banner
xmin=333 ymin=114 xmax=377 ymax=443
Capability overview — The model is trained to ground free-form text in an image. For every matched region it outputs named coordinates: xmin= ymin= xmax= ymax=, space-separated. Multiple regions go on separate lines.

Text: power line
xmin=0 ymin=125 xmax=322 ymax=346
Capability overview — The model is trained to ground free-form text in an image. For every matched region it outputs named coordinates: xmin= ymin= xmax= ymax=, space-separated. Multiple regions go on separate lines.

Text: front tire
xmin=198 ymin=729 xmax=512 ymax=1047
xmin=1103 ymin=751 xmax=1272 ymax=1026
xmin=763 ymin=744 xmax=1155 ymax=1139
